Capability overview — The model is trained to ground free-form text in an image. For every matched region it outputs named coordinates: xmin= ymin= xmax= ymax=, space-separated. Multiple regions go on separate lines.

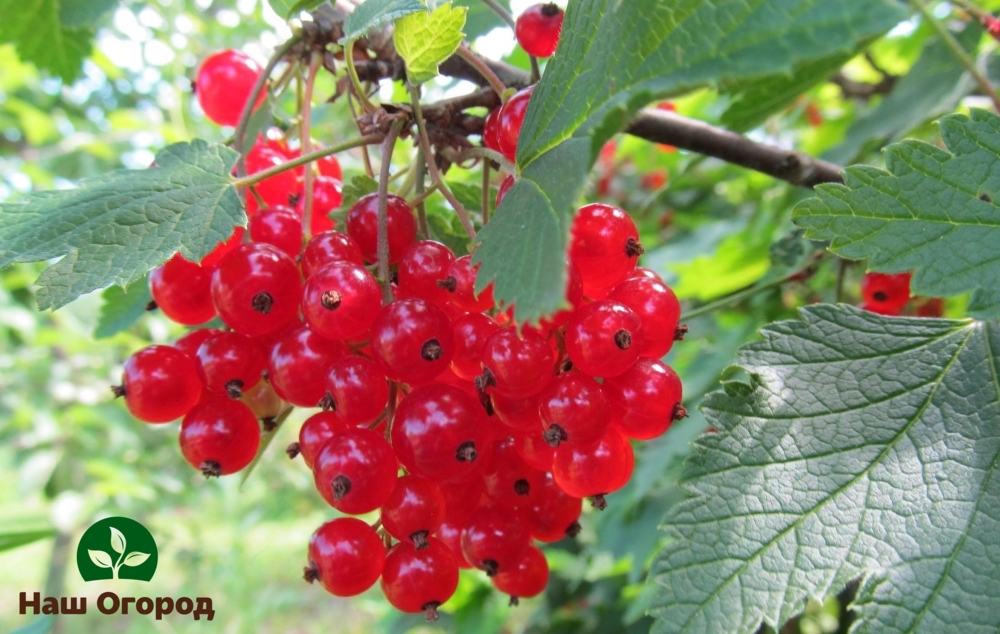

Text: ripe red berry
xmin=322 ymin=355 xmax=389 ymax=423
xmin=492 ymin=392 xmax=544 ymax=434
xmin=198 ymin=227 xmax=244 ymax=268
xmin=483 ymin=107 xmax=503 ymax=153
xmin=195 ymin=331 xmax=266 ymax=398
xmin=248 ymin=206 xmax=302 ymax=258
xmin=179 ymin=397 xmax=261 ymax=476
xmin=345 ymin=193 xmax=417 ymax=264
xmin=267 ymin=324 xmax=350 ymax=408
xmin=569 ymin=203 xmax=643 ymax=297
xmin=381 ymin=538 xmax=460 ymax=620
xmin=515 ymin=3 xmax=564 ymax=58
xmin=296 ymin=411 xmax=349 ymax=468
xmin=441 ymin=255 xmax=495 ymax=312
xmin=302 ymin=262 xmax=382 ymax=341
xmin=496 ymin=86 xmax=534 ymax=162
xmin=603 ymin=358 xmax=683 ymax=440
xmin=301 ymin=230 xmax=365 ymax=278
xmin=370 ymin=299 xmax=455 ymax=385
xmin=482 ymin=438 xmax=546 ymax=506
xmin=552 ymin=426 xmax=634 ymax=507
xmin=520 ymin=473 xmax=582 ymax=543
xmin=460 ymin=505 xmax=530 ymax=576
xmin=174 ymin=328 xmax=221 ymax=358
xmin=433 ymin=519 xmax=473 ymax=569
xmin=149 ymin=254 xmax=216 ymax=325
xmin=396 ymin=240 xmax=456 ymax=305
xmin=246 ymin=144 xmax=299 ymax=208
xmin=195 ymin=49 xmax=265 ymax=127
xmin=564 ymin=300 xmax=643 ymax=378
xmin=118 ymin=345 xmax=204 ymax=423
xmin=538 ymin=372 xmax=610 ymax=447
xmin=512 ymin=431 xmax=556 ymax=472
xmin=479 ymin=328 xmax=554 ymax=399
xmin=305 ymin=518 xmax=385 ymax=597
xmin=495 ymin=174 xmax=515 ymax=208
xmin=450 ymin=313 xmax=500 ymax=381
xmin=380 ymin=475 xmax=447 ymax=548
xmin=607 ymin=276 xmax=681 ymax=358
xmin=491 ymin=545 xmax=549 ymax=604
xmin=317 ymin=153 xmax=342 ymax=181
xmin=861 ymin=272 xmax=911 ymax=313
xmin=296 ymin=174 xmax=342 ymax=236
xmin=211 ymin=243 xmax=302 ymax=336
xmin=313 ymin=427 xmax=398 ymax=514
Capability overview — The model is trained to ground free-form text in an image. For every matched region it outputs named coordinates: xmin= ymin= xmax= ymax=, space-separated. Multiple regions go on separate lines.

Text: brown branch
xmin=829 ymin=71 xmax=897 ymax=101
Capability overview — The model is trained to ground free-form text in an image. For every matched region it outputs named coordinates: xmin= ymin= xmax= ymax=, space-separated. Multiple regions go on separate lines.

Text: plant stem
xmin=345 ymin=40 xmax=377 ymax=113
xmin=408 ymin=83 xmax=477 ymax=240
xmin=347 ymin=92 xmax=376 ymax=177
xmin=301 ymin=53 xmax=321 ymax=240
xmin=482 ymin=159 xmax=492 ymax=225
xmin=407 ymin=181 xmax=441 ymax=208
xmin=377 ymin=120 xmax=406 ymax=300
xmin=234 ymin=36 xmax=301 ymax=178
xmin=239 ymin=406 xmax=296 ymax=489
xmin=455 ymin=146 xmax=514 ymax=173
xmin=455 ymin=44 xmax=507 ymax=97
xmin=529 ymin=56 xmax=541 ymax=84
xmin=233 ymin=136 xmax=384 ymax=188
xmin=910 ymin=0 xmax=1000 ymax=110
xmin=415 ymin=150 xmax=430 ymax=239
xmin=480 ymin=0 xmax=516 ymax=28
xmin=951 ymin=0 xmax=993 ymax=22
xmin=682 ymin=266 xmax=816 ymax=321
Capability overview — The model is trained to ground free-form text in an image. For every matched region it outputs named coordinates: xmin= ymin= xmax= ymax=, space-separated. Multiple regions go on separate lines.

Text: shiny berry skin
xmin=482 ymin=438 xmax=546 ymax=506
xmin=149 ymin=254 xmax=216 ymax=325
xmin=381 ymin=538 xmax=460 ymax=619
xmin=482 ymin=107 xmax=503 ymax=153
xmin=345 ymin=193 xmax=417 ymax=264
xmin=434 ymin=520 xmax=472 ymax=569
xmin=296 ymin=174 xmax=342 ymax=236
xmin=539 ymin=373 xmax=610 ymax=447
xmin=239 ymin=378 xmax=283 ymax=420
xmin=607 ymin=276 xmax=681 ymax=358
xmin=496 ymin=85 xmax=534 ymax=162
xmin=195 ymin=49 xmax=265 ymax=127
xmin=520 ymin=473 xmax=582 ymax=542
xmin=480 ymin=328 xmax=554 ymax=399
xmin=119 ymin=345 xmax=204 ymax=423
xmin=492 ymin=392 xmax=543 ymax=434
xmin=248 ymin=206 xmax=302 ymax=258
xmin=552 ymin=426 xmax=634 ymax=503
xmin=317 ymin=153 xmax=342 ymax=181
xmin=302 ymin=262 xmax=382 ymax=341
xmin=199 ymin=227 xmax=244 ymax=268
xmin=301 ymin=230 xmax=365 ymax=278
xmin=565 ymin=300 xmax=643 ymax=378
xmin=512 ymin=431 xmax=555 ymax=472
xmin=460 ymin=505 xmax=530 ymax=576
xmin=603 ymin=358 xmax=683 ymax=440
xmin=211 ymin=243 xmax=302 ymax=336
xmin=439 ymin=477 xmax=489 ymax=524
xmin=267 ymin=324 xmax=350 ymax=407
xmin=861 ymin=272 xmax=911 ymax=313
xmin=313 ymin=428 xmax=398 ymax=515
xmin=380 ymin=475 xmax=447 ymax=547
xmin=322 ymin=355 xmax=389 ymax=424
xmin=450 ymin=313 xmax=500 ymax=381
xmin=174 ymin=328 xmax=221 ymax=358
xmin=392 ymin=384 xmax=493 ymax=483
xmin=297 ymin=411 xmax=349 ymax=468
xmin=246 ymin=144 xmax=299 ymax=207
xmin=515 ymin=3 xmax=564 ymax=57
xmin=442 ymin=255 xmax=494 ymax=312
xmin=569 ymin=203 xmax=642 ymax=297
xmin=495 ymin=174 xmax=515 ymax=208
xmin=370 ymin=299 xmax=455 ymax=385
xmin=305 ymin=518 xmax=385 ymax=597
xmin=195 ymin=331 xmax=266 ymax=398
xmin=396 ymin=240 xmax=456 ymax=305
xmin=491 ymin=545 xmax=549 ymax=602
xmin=179 ymin=397 xmax=261 ymax=476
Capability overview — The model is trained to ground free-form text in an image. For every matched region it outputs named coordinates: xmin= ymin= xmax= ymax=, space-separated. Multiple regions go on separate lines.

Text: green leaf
xmin=342 ymin=0 xmax=426 ymax=42
xmin=795 ymin=109 xmax=1000 ymax=318
xmin=451 ymin=0 xmax=509 ymax=40
xmin=649 ymin=304 xmax=1000 ymax=633
xmin=0 ymin=513 xmax=56 ymax=553
xmin=266 ymin=0 xmax=327 ymax=19
xmin=394 ymin=3 xmax=467 ymax=84
xmin=474 ymin=0 xmax=907 ymax=324
xmin=59 ymin=0 xmax=118 ymax=28
xmin=94 ymin=278 xmax=153 ymax=339
xmin=445 ymin=180 xmax=483 ymax=213
xmin=341 ymin=174 xmax=379 ymax=207
xmin=240 ymin=98 xmax=274 ymax=154
xmin=0 ymin=140 xmax=244 ymax=310
xmin=0 ymin=0 xmax=93 ymax=82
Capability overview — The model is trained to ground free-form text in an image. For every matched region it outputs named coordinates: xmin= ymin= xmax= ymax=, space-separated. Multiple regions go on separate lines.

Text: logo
xmin=76 ymin=517 xmax=157 ymax=582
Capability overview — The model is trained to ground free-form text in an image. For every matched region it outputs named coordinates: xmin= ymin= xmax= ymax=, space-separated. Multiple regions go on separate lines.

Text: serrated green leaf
xmin=426 ymin=199 xmax=471 ymax=254
xmin=795 ymin=109 xmax=1000 ymax=319
xmin=342 ymin=0 xmax=426 ymax=42
xmin=445 ymin=180 xmax=482 ymax=213
xmin=394 ymin=3 xmax=467 ymax=84
xmin=649 ymin=305 xmax=1000 ymax=633
xmin=59 ymin=0 xmax=118 ymax=28
xmin=473 ymin=0 xmax=907 ymax=325
xmin=0 ymin=140 xmax=244 ymax=310
xmin=94 ymin=278 xmax=152 ymax=339
xmin=0 ymin=0 xmax=93 ymax=82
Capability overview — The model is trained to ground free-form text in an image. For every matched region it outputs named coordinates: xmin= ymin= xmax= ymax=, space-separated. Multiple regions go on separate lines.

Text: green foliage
xmin=266 ymin=0 xmax=326 ymax=19
xmin=58 ymin=0 xmax=118 ymax=28
xmin=650 ymin=305 xmax=1000 ymax=633
xmin=94 ymin=279 xmax=152 ymax=339
xmin=0 ymin=0 xmax=95 ymax=82
xmin=0 ymin=513 xmax=56 ymax=553
xmin=795 ymin=109 xmax=1000 ymax=318
xmin=474 ymin=0 xmax=907 ymax=324
xmin=394 ymin=3 xmax=468 ymax=83
xmin=341 ymin=0 xmax=426 ymax=42
xmin=0 ymin=140 xmax=244 ymax=310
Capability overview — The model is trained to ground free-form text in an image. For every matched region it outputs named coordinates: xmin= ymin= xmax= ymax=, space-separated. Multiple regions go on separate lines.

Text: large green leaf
xmin=0 ymin=140 xmax=244 ymax=310
xmin=0 ymin=0 xmax=93 ymax=82
xmin=394 ymin=3 xmax=467 ymax=83
xmin=473 ymin=0 xmax=908 ymax=324
xmin=795 ymin=109 xmax=1000 ymax=318
xmin=58 ymin=0 xmax=118 ymax=28
xmin=341 ymin=0 xmax=426 ymax=42
xmin=649 ymin=305 xmax=1000 ymax=633
xmin=94 ymin=278 xmax=153 ymax=339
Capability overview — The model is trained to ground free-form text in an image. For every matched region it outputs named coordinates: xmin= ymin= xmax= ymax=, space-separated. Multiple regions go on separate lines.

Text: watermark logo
xmin=76 ymin=517 xmax=157 ymax=582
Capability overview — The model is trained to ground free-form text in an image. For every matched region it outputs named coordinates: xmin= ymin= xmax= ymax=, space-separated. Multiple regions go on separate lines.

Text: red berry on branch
xmin=179 ymin=397 xmax=261 ymax=476
xmin=249 ymin=206 xmax=302 ymax=258
xmin=346 ymin=193 xmax=417 ymax=264
xmin=117 ymin=345 xmax=204 ymax=423
xmin=380 ymin=475 xmax=447 ymax=548
xmin=211 ymin=243 xmax=302 ymax=336
xmin=496 ymin=86 xmax=535 ymax=162
xmin=266 ymin=324 xmax=350 ymax=408
xmin=302 ymin=261 xmax=382 ymax=341
xmin=305 ymin=518 xmax=385 ymax=597
xmin=301 ymin=230 xmax=365 ymax=278
xmin=515 ymin=3 xmax=564 ymax=58
xmin=861 ymin=272 xmax=911 ymax=313
xmin=313 ymin=427 xmax=398 ymax=514
xmin=195 ymin=49 xmax=265 ymax=127
xmin=370 ymin=298 xmax=455 ymax=385
xmin=149 ymin=254 xmax=216 ymax=326
xmin=381 ymin=538 xmax=460 ymax=621
xmin=491 ymin=545 xmax=550 ymax=605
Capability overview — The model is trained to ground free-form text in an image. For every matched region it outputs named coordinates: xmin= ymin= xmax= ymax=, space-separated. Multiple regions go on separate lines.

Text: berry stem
xmin=344 ymin=39 xmax=377 ymax=114
xmin=414 ymin=150 xmax=430 ymax=239
xmin=377 ymin=119 xmax=406 ymax=300
xmin=232 ymin=135 xmax=384 ymax=189
xmin=455 ymin=44 xmax=507 ymax=98
xmin=238 ymin=405 xmax=295 ymax=488
xmin=481 ymin=157 xmax=491 ymax=225
xmin=300 ymin=52 xmax=321 ymax=240
xmin=455 ymin=146 xmax=515 ymax=175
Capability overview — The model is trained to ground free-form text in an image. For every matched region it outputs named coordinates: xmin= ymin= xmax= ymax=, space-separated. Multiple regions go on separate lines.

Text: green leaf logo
xmin=76 ymin=517 xmax=158 ymax=582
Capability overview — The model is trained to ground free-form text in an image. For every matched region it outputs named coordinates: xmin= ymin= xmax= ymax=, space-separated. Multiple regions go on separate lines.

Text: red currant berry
xmin=198 ymin=228 xmax=244 ymax=268
xmin=552 ymin=426 xmax=634 ymax=507
xmin=495 ymin=174 xmax=515 ymax=208
xmin=627 ymin=266 xmax=663 ymax=282
xmin=317 ymin=153 xmax=342 ymax=181
xmin=302 ymin=262 xmax=382 ymax=341
xmin=245 ymin=143 xmax=299 ymax=207
xmin=149 ymin=254 xmax=216 ymax=325
xmin=301 ymin=230 xmax=365 ymax=278
xmin=479 ymin=327 xmax=554 ymax=399
xmin=174 ymin=328 xmax=221 ymax=358
xmin=179 ymin=397 xmax=261 ymax=476
xmin=392 ymin=384 xmax=493 ymax=482
xmin=380 ymin=475 xmax=447 ymax=548
xmin=520 ymin=473 xmax=582 ymax=542
xmin=296 ymin=174 xmax=341 ymax=236
xmin=539 ymin=372 xmax=610 ymax=447
xmin=296 ymin=411 xmax=349 ymax=468
xmin=450 ymin=313 xmax=500 ymax=381
xmin=267 ymin=324 xmax=350 ymax=408
xmin=434 ymin=519 xmax=473 ymax=569
xmin=460 ymin=505 xmax=530 ymax=576
xmin=195 ymin=331 xmax=266 ymax=398
xmin=512 ymin=431 xmax=556 ymax=472
xmin=515 ymin=3 xmax=564 ymax=58
xmin=345 ymin=193 xmax=417 ymax=264
xmin=322 ymin=355 xmax=389 ymax=423
xmin=496 ymin=85 xmax=534 ymax=162
xmin=195 ymin=49 xmax=265 ymax=127
xmin=862 ymin=272 xmax=911 ymax=312
xmin=607 ymin=276 xmax=681 ymax=358
xmin=117 ymin=345 xmax=203 ymax=423
xmin=482 ymin=438 xmax=547 ymax=506
xmin=239 ymin=378 xmax=283 ymax=420
xmin=492 ymin=392 xmax=543 ymax=434
xmin=482 ymin=107 xmax=503 ymax=153
xmin=564 ymin=300 xmax=643 ymax=378
xmin=441 ymin=255 xmax=494 ymax=312
xmin=211 ymin=243 xmax=302 ymax=336
xmin=491 ymin=545 xmax=549 ymax=605
xmin=603 ymin=358 xmax=683 ymax=440
xmin=370 ymin=299 xmax=455 ymax=385
xmin=248 ymin=206 xmax=302 ymax=258
xmin=569 ymin=203 xmax=642 ymax=297
xmin=439 ymin=477 xmax=490 ymax=524
xmin=305 ymin=518 xmax=385 ymax=597
xmin=396 ymin=240 xmax=456 ymax=305
xmin=313 ymin=427 xmax=398 ymax=515
xmin=381 ymin=538 xmax=459 ymax=620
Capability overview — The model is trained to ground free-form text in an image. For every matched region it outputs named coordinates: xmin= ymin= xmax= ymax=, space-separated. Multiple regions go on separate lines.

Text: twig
xmin=415 ymin=150 xmax=430 ymax=239
xmin=409 ymin=83 xmax=477 ymax=239
xmin=910 ymin=0 xmax=1000 ymax=111
xmin=480 ymin=0 xmax=516 ymax=28
xmin=347 ymin=91 xmax=376 ymax=178
xmin=301 ymin=53 xmax=321 ymax=239
xmin=407 ymin=181 xmax=441 ymax=209
xmin=377 ymin=120 xmax=406 ymax=299
xmin=455 ymin=44 xmax=507 ymax=97
xmin=233 ymin=135 xmax=384 ymax=188
xmin=454 ymin=146 xmax=514 ymax=173
xmin=345 ymin=40 xmax=378 ymax=113
xmin=239 ymin=406 xmax=296 ymax=489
